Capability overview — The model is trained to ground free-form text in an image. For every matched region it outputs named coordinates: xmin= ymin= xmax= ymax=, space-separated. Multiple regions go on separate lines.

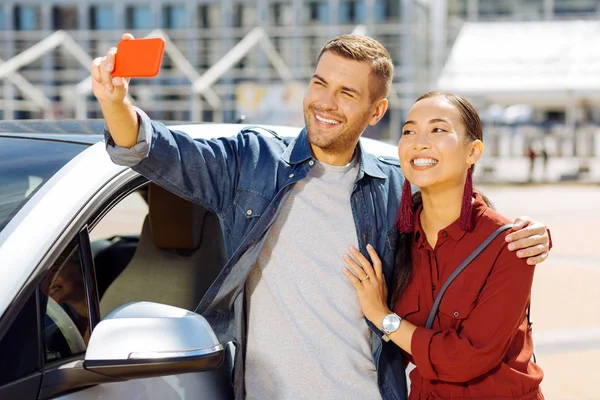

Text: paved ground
xmin=97 ymin=183 xmax=600 ymax=399
xmin=478 ymin=183 xmax=600 ymax=400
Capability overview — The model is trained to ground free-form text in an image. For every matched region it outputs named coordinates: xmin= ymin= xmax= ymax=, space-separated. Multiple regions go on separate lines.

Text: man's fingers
xmin=512 ymin=216 xmax=532 ymax=229
xmin=122 ymin=33 xmax=135 ymax=40
xmin=91 ymin=57 xmax=103 ymax=82
xmin=506 ymin=224 xmax=546 ymax=243
xmin=112 ymin=76 xmax=126 ymax=86
xmin=508 ymin=234 xmax=548 ymax=252
xmin=526 ymin=252 xmax=549 ymax=266
xmin=514 ymin=243 xmax=547 ymax=259
xmin=99 ymin=47 xmax=117 ymax=88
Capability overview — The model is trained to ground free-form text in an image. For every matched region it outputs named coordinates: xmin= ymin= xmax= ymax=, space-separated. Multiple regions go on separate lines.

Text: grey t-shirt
xmin=245 ymin=157 xmax=381 ymax=400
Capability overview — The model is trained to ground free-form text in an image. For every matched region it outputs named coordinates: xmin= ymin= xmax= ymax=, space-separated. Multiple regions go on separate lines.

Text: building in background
xmin=1 ymin=0 xmax=600 ymax=169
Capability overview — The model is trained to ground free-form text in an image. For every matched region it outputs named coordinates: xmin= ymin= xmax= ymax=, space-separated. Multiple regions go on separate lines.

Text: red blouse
xmin=394 ymin=194 xmax=544 ymax=399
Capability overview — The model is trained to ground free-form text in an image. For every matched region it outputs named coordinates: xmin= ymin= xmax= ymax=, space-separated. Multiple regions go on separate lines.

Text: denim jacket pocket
xmin=233 ymin=189 xmax=272 ymax=219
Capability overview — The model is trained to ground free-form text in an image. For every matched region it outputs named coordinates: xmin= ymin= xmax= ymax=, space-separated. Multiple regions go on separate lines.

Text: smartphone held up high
xmin=112 ymin=37 xmax=165 ymax=78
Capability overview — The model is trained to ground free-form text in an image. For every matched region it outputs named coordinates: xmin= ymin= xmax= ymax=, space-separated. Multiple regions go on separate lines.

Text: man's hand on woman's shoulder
xmin=505 ymin=216 xmax=552 ymax=265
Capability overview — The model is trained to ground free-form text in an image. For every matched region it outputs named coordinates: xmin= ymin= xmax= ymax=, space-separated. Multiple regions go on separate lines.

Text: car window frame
xmin=38 ymin=178 xmax=150 ymax=399
xmin=0 ymin=170 xmax=149 ymax=398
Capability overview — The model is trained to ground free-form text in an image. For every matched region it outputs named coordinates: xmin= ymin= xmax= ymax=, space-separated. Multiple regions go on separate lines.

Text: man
xmin=91 ymin=34 xmax=551 ymax=400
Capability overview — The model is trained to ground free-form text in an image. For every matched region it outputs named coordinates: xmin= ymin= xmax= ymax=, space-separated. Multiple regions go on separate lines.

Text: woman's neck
xmin=420 ymin=184 xmax=465 ymax=248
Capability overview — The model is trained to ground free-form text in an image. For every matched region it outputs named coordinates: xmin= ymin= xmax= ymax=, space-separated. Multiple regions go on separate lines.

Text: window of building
xmin=554 ymin=0 xmax=598 ymax=15
xmin=447 ymin=0 xmax=469 ymax=20
xmin=478 ymin=0 xmax=512 ymax=18
xmin=270 ymin=2 xmax=283 ymax=26
xmin=52 ymin=6 xmax=78 ymax=30
xmin=198 ymin=4 xmax=221 ymax=28
xmin=374 ymin=0 xmax=400 ymax=22
xmin=340 ymin=0 xmax=365 ymax=24
xmin=125 ymin=5 xmax=153 ymax=30
xmin=0 ymin=7 xmax=5 ymax=30
xmin=233 ymin=4 xmax=243 ymax=27
xmin=307 ymin=1 xmax=329 ymax=23
xmin=163 ymin=5 xmax=188 ymax=29
xmin=233 ymin=3 xmax=255 ymax=27
xmin=269 ymin=2 xmax=293 ymax=26
xmin=90 ymin=5 xmax=115 ymax=30
xmin=198 ymin=5 xmax=209 ymax=28
xmin=14 ymin=5 xmax=41 ymax=31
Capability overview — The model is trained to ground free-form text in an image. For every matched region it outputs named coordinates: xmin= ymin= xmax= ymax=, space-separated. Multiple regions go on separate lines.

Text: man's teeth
xmin=316 ymin=114 xmax=340 ymax=125
xmin=413 ymin=158 xmax=438 ymax=167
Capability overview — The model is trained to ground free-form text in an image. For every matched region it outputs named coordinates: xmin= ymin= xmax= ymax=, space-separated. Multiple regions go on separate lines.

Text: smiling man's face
xmin=303 ymin=51 xmax=387 ymax=165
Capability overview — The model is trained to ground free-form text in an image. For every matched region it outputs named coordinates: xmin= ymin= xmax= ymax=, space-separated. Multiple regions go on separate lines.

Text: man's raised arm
xmin=90 ymin=33 xmax=138 ymax=148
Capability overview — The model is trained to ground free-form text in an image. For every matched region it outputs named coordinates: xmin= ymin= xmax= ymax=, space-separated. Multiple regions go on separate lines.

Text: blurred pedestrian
xmin=541 ymin=147 xmax=549 ymax=181
xmin=527 ymin=144 xmax=537 ymax=182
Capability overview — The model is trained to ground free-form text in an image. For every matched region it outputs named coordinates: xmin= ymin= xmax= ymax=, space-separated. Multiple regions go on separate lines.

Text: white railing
xmin=0 ymin=26 xmax=421 ymax=138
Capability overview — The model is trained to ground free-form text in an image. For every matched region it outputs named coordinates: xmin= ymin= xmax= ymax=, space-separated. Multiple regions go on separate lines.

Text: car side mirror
xmin=38 ymin=302 xmax=230 ymax=399
xmin=83 ymin=301 xmax=224 ymax=378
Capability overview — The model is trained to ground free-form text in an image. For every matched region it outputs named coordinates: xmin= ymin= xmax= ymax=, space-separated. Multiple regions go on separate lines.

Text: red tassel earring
xmin=396 ymin=179 xmax=414 ymax=233
xmin=459 ymin=167 xmax=474 ymax=231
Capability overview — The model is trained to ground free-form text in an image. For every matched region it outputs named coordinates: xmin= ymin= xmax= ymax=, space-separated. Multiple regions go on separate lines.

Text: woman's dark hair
xmin=389 ymin=91 xmax=493 ymax=307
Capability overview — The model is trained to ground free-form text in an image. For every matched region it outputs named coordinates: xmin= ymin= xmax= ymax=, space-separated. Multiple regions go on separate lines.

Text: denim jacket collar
xmin=281 ymin=127 xmax=387 ymax=180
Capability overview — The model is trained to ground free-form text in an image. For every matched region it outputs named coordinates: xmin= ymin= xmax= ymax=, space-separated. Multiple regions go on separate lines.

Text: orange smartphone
xmin=112 ymin=37 xmax=165 ymax=78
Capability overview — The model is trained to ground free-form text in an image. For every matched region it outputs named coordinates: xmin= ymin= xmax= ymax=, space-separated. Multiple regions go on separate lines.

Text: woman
xmin=343 ymin=92 xmax=543 ymax=399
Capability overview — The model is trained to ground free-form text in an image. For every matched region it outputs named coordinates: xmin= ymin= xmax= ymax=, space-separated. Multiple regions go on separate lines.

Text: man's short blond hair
xmin=317 ymin=34 xmax=394 ymax=101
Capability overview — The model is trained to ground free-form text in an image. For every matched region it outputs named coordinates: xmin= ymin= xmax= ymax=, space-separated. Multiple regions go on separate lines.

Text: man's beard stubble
xmin=304 ymin=106 xmax=367 ymax=156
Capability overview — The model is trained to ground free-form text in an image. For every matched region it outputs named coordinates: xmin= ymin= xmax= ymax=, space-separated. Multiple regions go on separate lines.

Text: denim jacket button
xmin=309 ymin=160 xmax=314 ymax=166
xmin=289 ymin=173 xmax=294 ymax=178
xmin=246 ymin=209 xmax=253 ymax=216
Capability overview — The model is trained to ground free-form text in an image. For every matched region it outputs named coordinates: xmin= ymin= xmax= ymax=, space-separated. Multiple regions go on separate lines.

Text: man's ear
xmin=369 ymin=98 xmax=389 ymax=126
xmin=468 ymin=140 xmax=484 ymax=165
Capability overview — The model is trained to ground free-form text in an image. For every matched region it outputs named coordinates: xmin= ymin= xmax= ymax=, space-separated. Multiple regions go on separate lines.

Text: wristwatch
xmin=381 ymin=313 xmax=402 ymax=342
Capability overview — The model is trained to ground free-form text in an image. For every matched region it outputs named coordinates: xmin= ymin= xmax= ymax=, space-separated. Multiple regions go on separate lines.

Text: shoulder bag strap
xmin=424 ymin=224 xmax=513 ymax=329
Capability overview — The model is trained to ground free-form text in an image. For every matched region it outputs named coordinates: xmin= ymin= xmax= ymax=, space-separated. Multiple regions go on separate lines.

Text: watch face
xmin=382 ymin=314 xmax=401 ymax=334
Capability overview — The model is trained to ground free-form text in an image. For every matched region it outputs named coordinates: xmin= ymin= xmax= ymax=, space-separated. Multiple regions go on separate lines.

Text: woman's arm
xmin=343 ymin=244 xmax=534 ymax=383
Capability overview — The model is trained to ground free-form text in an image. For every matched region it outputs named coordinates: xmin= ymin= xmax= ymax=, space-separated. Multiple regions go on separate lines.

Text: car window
xmin=0 ymin=294 xmax=39 ymax=386
xmin=40 ymin=244 xmax=90 ymax=363
xmin=88 ymin=188 xmax=148 ymax=315
xmin=89 ymin=188 xmax=148 ymax=242
xmin=0 ymin=138 xmax=88 ymax=233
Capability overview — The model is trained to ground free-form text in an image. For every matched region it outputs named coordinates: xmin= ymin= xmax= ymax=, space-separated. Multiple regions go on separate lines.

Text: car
xmin=0 ymin=120 xmax=399 ymax=400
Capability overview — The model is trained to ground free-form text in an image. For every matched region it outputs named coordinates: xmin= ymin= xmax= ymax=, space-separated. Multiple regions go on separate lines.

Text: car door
xmin=0 ymin=172 xmax=232 ymax=400
xmin=51 ymin=181 xmax=232 ymax=400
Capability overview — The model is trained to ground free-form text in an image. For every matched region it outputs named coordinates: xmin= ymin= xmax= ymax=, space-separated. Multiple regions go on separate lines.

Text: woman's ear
xmin=468 ymin=140 xmax=483 ymax=165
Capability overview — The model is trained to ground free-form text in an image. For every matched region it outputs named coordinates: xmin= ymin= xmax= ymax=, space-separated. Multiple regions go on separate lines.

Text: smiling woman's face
xmin=398 ymin=95 xmax=481 ymax=191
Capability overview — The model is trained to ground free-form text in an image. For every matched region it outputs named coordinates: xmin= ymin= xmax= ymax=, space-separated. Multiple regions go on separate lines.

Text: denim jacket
xmin=105 ymin=108 xmax=408 ymax=400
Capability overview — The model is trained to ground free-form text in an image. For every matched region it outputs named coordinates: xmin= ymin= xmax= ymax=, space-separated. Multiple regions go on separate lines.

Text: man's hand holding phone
xmin=91 ymin=33 xmax=165 ymax=104
xmin=91 ymin=33 xmax=134 ymax=104
xmin=90 ymin=33 xmax=165 ymax=149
